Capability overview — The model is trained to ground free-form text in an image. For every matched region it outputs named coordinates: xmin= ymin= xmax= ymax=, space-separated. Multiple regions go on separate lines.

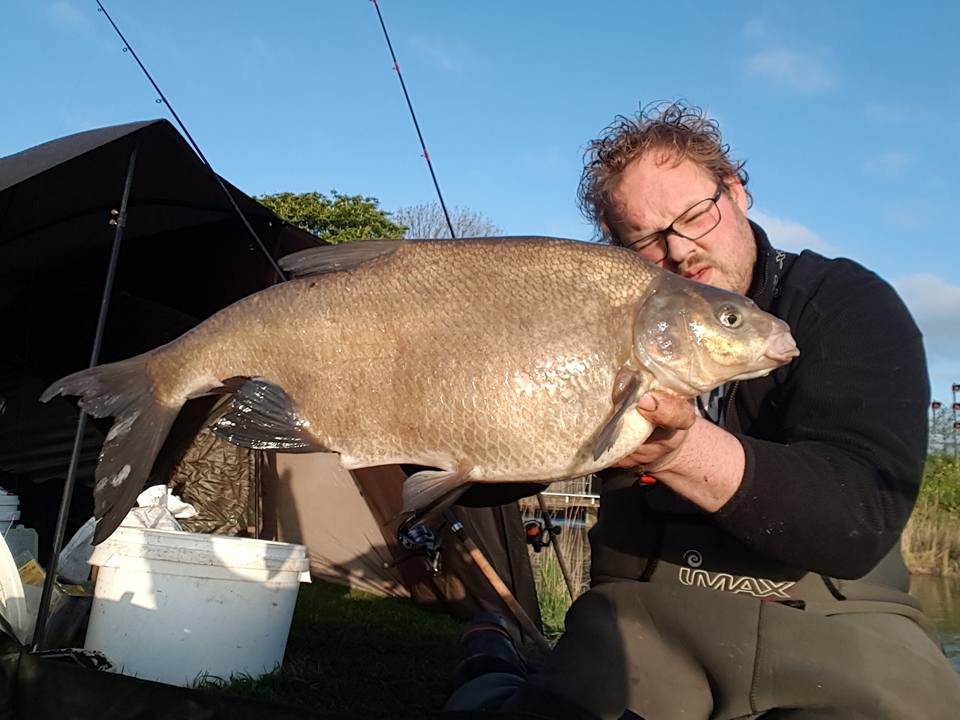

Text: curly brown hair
xmin=578 ymin=100 xmax=751 ymax=243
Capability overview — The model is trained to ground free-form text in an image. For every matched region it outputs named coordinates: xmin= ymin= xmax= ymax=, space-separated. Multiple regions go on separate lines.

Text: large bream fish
xmin=43 ymin=237 xmax=798 ymax=543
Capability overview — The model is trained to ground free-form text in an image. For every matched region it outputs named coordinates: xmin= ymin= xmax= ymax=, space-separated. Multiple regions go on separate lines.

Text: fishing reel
xmin=524 ymin=517 xmax=560 ymax=553
xmin=391 ymin=520 xmax=444 ymax=575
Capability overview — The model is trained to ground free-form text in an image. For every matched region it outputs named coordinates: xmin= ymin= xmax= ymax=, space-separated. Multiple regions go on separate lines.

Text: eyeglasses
xmin=623 ymin=183 xmax=723 ymax=262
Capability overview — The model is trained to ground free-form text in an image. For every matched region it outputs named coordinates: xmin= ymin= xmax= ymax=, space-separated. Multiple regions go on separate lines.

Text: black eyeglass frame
xmin=623 ymin=182 xmax=725 ymax=261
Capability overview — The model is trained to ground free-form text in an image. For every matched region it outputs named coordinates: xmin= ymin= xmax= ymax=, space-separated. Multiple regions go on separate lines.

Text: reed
xmin=903 ymin=456 xmax=960 ymax=576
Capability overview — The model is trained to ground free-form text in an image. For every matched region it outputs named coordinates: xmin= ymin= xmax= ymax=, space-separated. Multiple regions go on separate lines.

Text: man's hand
xmin=611 ymin=390 xmax=745 ymax=512
xmin=613 ymin=391 xmax=696 ymax=472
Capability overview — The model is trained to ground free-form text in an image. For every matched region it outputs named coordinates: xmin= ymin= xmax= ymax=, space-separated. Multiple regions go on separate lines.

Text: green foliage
xmin=904 ymin=457 xmax=960 ymax=576
xmin=919 ymin=455 xmax=960 ymax=515
xmin=256 ymin=190 xmax=406 ymax=244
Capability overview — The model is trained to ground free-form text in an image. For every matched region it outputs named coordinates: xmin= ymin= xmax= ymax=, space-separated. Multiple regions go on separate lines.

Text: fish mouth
xmin=763 ymin=331 xmax=800 ymax=364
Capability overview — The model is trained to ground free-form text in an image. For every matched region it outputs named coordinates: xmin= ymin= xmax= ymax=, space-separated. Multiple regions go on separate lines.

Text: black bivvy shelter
xmin=0 ymin=120 xmax=540 ymax=719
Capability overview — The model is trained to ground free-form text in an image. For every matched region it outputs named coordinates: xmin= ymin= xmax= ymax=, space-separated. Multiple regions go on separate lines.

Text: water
xmin=910 ymin=574 xmax=960 ymax=671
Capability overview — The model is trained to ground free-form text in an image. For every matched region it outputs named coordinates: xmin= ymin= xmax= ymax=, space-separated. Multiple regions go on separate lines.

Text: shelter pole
xmin=536 ymin=494 xmax=577 ymax=602
xmin=445 ymin=513 xmax=551 ymax=654
xmin=31 ymin=144 xmax=140 ymax=652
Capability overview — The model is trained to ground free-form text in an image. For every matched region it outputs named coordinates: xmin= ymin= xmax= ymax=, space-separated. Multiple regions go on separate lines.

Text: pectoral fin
xmin=587 ymin=367 xmax=650 ymax=461
xmin=210 ymin=377 xmax=325 ymax=452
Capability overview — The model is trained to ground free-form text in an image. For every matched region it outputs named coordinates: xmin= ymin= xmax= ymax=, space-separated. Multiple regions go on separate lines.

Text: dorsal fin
xmin=279 ymin=240 xmax=401 ymax=279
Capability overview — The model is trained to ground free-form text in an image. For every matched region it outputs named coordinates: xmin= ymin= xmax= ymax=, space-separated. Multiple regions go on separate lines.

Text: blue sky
xmin=3 ymin=1 xmax=958 ymax=399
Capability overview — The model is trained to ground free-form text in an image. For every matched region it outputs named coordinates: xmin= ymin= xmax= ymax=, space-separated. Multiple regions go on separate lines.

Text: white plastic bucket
xmin=83 ymin=527 xmax=310 ymax=686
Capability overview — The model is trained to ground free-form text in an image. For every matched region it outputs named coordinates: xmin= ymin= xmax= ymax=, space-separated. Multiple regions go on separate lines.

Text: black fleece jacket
xmin=705 ymin=222 xmax=929 ymax=578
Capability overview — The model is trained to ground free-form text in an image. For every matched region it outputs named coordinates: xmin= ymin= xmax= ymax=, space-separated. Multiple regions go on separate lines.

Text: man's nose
xmin=664 ymin=231 xmax=698 ymax=263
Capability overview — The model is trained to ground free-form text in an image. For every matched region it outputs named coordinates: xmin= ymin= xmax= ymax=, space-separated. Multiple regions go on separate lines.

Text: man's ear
xmin=724 ymin=175 xmax=749 ymax=215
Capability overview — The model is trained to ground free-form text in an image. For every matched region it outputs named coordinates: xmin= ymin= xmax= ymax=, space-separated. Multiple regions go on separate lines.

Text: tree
xmin=392 ymin=202 xmax=502 ymax=239
xmin=255 ymin=191 xmax=405 ymax=244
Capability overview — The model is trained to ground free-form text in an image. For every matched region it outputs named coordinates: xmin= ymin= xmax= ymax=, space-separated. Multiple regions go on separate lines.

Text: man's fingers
xmin=637 ymin=394 xmax=658 ymax=412
xmin=637 ymin=392 xmax=696 ymax=430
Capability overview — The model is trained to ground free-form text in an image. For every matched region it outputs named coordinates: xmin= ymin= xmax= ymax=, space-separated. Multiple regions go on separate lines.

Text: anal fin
xmin=210 ymin=377 xmax=324 ymax=453
xmin=401 ymin=464 xmax=473 ymax=519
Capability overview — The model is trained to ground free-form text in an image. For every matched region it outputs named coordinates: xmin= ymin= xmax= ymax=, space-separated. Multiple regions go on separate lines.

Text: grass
xmin=200 ymin=581 xmax=462 ymax=717
xmin=533 ymin=552 xmax=577 ymax=642
xmin=904 ymin=455 xmax=960 ymax=576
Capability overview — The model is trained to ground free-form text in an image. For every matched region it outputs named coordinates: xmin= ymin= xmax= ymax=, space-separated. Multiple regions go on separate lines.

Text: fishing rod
xmin=370 ymin=0 xmax=456 ymax=239
xmin=94 ymin=0 xmax=289 ymax=281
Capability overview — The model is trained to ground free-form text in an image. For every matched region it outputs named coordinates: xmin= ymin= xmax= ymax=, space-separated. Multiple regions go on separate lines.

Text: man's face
xmin=608 ymin=152 xmax=757 ymax=295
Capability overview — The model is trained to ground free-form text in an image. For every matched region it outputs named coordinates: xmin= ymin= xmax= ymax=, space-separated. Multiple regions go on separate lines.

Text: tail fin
xmin=41 ymin=355 xmax=180 ymax=544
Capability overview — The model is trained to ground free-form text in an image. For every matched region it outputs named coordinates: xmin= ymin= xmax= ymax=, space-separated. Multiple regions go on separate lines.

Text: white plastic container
xmin=0 ymin=493 xmax=21 ymax=535
xmin=4 ymin=526 xmax=39 ymax=566
xmin=84 ymin=527 xmax=310 ymax=686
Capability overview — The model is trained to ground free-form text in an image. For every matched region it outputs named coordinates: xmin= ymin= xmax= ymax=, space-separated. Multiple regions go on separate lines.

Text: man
xmin=446 ymin=101 xmax=960 ymax=719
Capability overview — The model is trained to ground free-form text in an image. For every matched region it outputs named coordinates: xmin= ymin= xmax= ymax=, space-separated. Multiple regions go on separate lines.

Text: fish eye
xmin=717 ymin=305 xmax=743 ymax=329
